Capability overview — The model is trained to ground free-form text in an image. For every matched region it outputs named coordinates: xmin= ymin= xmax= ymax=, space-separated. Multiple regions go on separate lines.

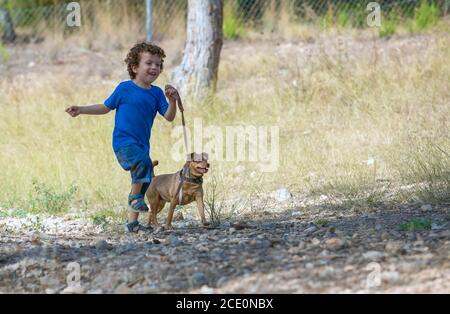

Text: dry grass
xmin=0 ymin=5 xmax=449 ymax=218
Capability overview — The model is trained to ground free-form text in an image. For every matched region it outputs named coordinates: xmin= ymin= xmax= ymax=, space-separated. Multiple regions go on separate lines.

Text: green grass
xmin=0 ymin=43 xmax=10 ymax=63
xmin=28 ymin=180 xmax=78 ymax=214
xmin=398 ymin=218 xmax=432 ymax=231
xmin=379 ymin=19 xmax=397 ymax=38
xmin=415 ymin=0 xmax=440 ymax=31
xmin=223 ymin=2 xmax=245 ymax=40
xmin=315 ymin=218 xmax=330 ymax=226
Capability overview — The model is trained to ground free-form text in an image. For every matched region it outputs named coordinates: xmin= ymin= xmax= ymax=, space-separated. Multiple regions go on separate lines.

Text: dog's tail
xmin=151 ymin=160 xmax=159 ymax=177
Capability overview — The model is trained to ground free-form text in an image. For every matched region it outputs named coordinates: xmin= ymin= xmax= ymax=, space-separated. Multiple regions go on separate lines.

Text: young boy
xmin=66 ymin=42 xmax=180 ymax=233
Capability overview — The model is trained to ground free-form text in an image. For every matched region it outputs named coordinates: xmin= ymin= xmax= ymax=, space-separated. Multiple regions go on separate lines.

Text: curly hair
xmin=124 ymin=42 xmax=166 ymax=79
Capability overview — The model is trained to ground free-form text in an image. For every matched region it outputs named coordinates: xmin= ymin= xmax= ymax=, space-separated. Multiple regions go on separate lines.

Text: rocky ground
xmin=1 ymin=196 xmax=449 ymax=294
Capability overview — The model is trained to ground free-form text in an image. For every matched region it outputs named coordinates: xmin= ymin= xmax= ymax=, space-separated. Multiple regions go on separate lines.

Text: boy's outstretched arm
xmin=66 ymin=104 xmax=111 ymax=117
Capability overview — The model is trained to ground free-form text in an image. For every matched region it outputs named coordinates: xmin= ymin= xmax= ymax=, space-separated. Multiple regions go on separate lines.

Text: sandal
xmin=125 ymin=220 xmax=153 ymax=233
xmin=128 ymin=194 xmax=149 ymax=213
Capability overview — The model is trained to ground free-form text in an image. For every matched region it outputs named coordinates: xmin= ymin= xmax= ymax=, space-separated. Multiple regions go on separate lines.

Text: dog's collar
xmin=180 ymin=168 xmax=203 ymax=185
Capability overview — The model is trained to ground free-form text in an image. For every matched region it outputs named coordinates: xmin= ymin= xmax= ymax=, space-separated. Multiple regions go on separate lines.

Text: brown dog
xmin=146 ymin=153 xmax=210 ymax=229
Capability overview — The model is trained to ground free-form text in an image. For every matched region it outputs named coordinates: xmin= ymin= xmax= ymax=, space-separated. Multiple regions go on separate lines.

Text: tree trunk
xmin=172 ymin=0 xmax=223 ymax=102
xmin=0 ymin=8 xmax=16 ymax=43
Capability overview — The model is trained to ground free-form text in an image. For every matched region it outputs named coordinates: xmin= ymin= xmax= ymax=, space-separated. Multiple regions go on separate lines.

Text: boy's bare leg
xmin=127 ymin=183 xmax=142 ymax=223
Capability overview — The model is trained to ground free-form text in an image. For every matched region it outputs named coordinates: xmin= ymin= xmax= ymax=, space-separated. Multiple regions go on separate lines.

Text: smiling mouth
xmin=197 ymin=167 xmax=209 ymax=174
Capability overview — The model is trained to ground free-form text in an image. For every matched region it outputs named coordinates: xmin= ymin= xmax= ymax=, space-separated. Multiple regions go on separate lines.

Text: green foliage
xmin=224 ymin=3 xmax=245 ymax=40
xmin=3 ymin=0 xmax=72 ymax=9
xmin=90 ymin=211 xmax=110 ymax=229
xmin=398 ymin=218 xmax=432 ymax=231
xmin=415 ymin=0 xmax=440 ymax=31
xmin=337 ymin=8 xmax=350 ymax=29
xmin=0 ymin=208 xmax=28 ymax=218
xmin=0 ymin=42 xmax=10 ymax=63
xmin=29 ymin=180 xmax=78 ymax=214
xmin=315 ymin=218 xmax=330 ymax=226
xmin=320 ymin=13 xmax=333 ymax=30
xmin=379 ymin=19 xmax=397 ymax=38
xmin=351 ymin=0 xmax=371 ymax=28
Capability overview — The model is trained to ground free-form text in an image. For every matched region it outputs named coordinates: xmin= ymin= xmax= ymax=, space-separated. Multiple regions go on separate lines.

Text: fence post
xmin=146 ymin=0 xmax=152 ymax=42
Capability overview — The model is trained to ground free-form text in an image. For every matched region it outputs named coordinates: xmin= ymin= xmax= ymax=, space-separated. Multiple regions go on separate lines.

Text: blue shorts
xmin=114 ymin=144 xmax=153 ymax=184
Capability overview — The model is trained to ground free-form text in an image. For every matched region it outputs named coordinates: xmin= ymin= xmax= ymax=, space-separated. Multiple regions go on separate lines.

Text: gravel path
xmin=1 ymin=201 xmax=449 ymax=294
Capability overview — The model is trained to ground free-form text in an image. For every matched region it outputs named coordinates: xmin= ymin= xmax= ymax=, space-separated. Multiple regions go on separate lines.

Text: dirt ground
xmin=1 ymin=194 xmax=449 ymax=294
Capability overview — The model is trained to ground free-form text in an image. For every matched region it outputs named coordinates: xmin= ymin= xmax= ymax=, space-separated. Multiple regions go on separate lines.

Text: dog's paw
xmin=201 ymin=221 xmax=210 ymax=227
xmin=165 ymin=224 xmax=174 ymax=230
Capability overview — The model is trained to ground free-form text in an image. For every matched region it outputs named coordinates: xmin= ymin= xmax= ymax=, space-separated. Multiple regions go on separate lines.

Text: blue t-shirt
xmin=104 ymin=80 xmax=169 ymax=152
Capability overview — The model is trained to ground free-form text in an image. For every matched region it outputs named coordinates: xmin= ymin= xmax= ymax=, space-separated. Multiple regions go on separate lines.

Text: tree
xmin=172 ymin=0 xmax=223 ymax=102
xmin=0 ymin=7 xmax=16 ymax=43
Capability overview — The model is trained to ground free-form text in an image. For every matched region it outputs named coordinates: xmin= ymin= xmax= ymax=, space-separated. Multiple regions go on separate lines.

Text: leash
xmin=175 ymin=96 xmax=187 ymax=207
xmin=178 ymin=97 xmax=189 ymax=156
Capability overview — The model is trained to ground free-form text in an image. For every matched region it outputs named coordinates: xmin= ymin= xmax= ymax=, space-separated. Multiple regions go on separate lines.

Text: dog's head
xmin=186 ymin=152 xmax=209 ymax=177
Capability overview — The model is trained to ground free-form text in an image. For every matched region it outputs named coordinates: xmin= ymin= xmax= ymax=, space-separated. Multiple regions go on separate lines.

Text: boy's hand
xmin=165 ymin=85 xmax=180 ymax=102
xmin=65 ymin=106 xmax=81 ymax=117
xmin=165 ymin=85 xmax=183 ymax=112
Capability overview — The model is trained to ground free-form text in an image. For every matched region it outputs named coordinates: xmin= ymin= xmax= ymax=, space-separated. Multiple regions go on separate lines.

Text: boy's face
xmin=132 ymin=52 xmax=162 ymax=85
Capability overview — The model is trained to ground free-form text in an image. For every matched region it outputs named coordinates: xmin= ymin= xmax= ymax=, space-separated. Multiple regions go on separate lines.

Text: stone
xmin=324 ymin=238 xmax=345 ymax=250
xmin=385 ymin=241 xmax=403 ymax=254
xmin=304 ymin=226 xmax=318 ymax=235
xmin=381 ymin=232 xmax=390 ymax=241
xmin=216 ymin=276 xmax=228 ymax=287
xmin=362 ymin=251 xmax=385 ymax=260
xmin=167 ymin=235 xmax=181 ymax=246
xmin=311 ymin=238 xmax=321 ymax=246
xmin=382 ymin=271 xmax=401 ymax=283
xmin=431 ymin=222 xmax=448 ymax=230
xmin=95 ymin=240 xmax=111 ymax=250
xmin=420 ymin=204 xmax=432 ymax=211
xmin=272 ymin=188 xmax=292 ymax=202
xmin=190 ymin=272 xmax=208 ymax=287
xmin=173 ymin=212 xmax=184 ymax=222
xmin=282 ymin=233 xmax=298 ymax=244
xmin=194 ymin=243 xmax=209 ymax=252
xmin=298 ymin=241 xmax=306 ymax=250
xmin=210 ymin=248 xmax=225 ymax=261
xmin=319 ymin=266 xmax=335 ymax=279
xmin=61 ymin=285 xmax=85 ymax=294
xmin=114 ymin=284 xmax=133 ymax=294
xmin=305 ymin=263 xmax=314 ymax=269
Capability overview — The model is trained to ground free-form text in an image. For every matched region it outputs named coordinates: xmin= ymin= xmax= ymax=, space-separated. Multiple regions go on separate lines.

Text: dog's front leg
xmin=165 ymin=199 xmax=178 ymax=230
xmin=196 ymin=195 xmax=209 ymax=226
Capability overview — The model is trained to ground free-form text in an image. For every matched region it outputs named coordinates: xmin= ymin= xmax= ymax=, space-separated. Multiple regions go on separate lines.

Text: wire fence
xmin=1 ymin=0 xmax=449 ymax=43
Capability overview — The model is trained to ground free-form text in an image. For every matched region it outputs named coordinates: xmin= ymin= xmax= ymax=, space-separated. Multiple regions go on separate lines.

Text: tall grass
xmin=2 ymin=34 xmax=450 ymax=216
xmin=415 ymin=0 xmax=441 ymax=31
xmin=1 ymin=9 xmax=449 ymax=218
